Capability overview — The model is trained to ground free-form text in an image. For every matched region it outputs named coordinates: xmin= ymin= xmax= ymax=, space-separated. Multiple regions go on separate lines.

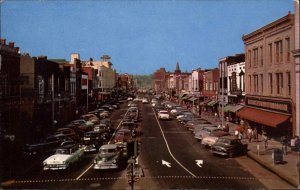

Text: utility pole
xmin=221 ymin=62 xmax=225 ymax=128
xmin=87 ymin=78 xmax=89 ymax=112
xmin=51 ymin=73 xmax=55 ymax=130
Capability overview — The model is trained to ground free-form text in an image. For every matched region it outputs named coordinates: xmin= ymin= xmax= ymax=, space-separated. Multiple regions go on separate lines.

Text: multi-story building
xmin=152 ymin=67 xmax=167 ymax=93
xmin=293 ymin=0 xmax=300 ymax=136
xmin=0 ymin=39 xmax=20 ymax=141
xmin=240 ymin=12 xmax=295 ymax=137
xmin=202 ymin=68 xmax=219 ymax=112
xmin=219 ymin=54 xmax=245 ymax=122
xmin=218 ymin=54 xmax=245 ymax=104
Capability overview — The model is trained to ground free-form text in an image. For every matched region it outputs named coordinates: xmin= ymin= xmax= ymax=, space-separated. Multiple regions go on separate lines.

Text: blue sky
xmin=2 ymin=0 xmax=295 ymax=74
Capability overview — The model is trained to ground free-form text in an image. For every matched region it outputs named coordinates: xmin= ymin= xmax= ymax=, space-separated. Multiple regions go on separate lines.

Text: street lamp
xmin=58 ymin=93 xmax=61 ymax=114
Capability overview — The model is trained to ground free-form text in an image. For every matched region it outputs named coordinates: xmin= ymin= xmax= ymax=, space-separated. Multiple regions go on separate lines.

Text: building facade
xmin=293 ymin=0 xmax=300 ymax=136
xmin=241 ymin=12 xmax=295 ymax=137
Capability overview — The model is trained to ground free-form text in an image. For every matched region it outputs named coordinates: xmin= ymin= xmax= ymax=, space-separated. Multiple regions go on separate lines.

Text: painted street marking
xmin=152 ymin=107 xmax=196 ymax=177
xmin=162 ymin=160 xmax=171 ymax=167
xmin=9 ymin=175 xmax=256 ymax=185
xmin=196 ymin=160 xmax=203 ymax=167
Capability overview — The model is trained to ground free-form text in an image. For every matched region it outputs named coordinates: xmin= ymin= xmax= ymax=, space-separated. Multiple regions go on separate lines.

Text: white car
xmin=43 ymin=144 xmax=84 ymax=170
xmin=142 ymin=98 xmax=148 ymax=104
xmin=201 ymin=131 xmax=230 ymax=148
xmin=158 ymin=110 xmax=170 ymax=120
xmin=194 ymin=126 xmax=223 ymax=141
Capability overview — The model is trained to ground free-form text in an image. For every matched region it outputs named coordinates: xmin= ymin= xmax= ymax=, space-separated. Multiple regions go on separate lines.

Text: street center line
xmin=76 ymin=163 xmax=93 ymax=180
xmin=76 ymin=108 xmax=130 ymax=180
xmin=152 ymin=107 xmax=196 ymax=177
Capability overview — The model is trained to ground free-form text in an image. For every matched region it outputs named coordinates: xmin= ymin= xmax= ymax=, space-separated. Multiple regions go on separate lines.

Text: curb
xmin=0 ymin=180 xmax=15 ymax=187
xmin=247 ymin=151 xmax=298 ymax=188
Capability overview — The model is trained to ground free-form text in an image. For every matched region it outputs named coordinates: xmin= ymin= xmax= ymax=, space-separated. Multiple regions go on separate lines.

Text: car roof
xmin=100 ymin=144 xmax=117 ymax=149
xmin=219 ymin=136 xmax=238 ymax=140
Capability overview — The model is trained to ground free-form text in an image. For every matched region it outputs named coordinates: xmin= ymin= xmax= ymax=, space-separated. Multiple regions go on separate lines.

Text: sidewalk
xmin=201 ymin=114 xmax=299 ymax=188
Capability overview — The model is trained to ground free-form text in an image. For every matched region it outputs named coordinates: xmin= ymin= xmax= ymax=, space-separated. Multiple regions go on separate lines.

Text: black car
xmin=211 ymin=136 xmax=248 ymax=158
xmin=24 ymin=134 xmax=70 ymax=155
xmin=82 ymin=131 xmax=104 ymax=153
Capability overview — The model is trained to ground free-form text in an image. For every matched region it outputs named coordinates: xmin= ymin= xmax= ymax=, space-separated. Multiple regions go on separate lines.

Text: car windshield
xmin=217 ymin=138 xmax=231 ymax=145
xmin=56 ymin=149 xmax=70 ymax=154
xmin=160 ymin=111 xmax=168 ymax=114
xmin=100 ymin=148 xmax=116 ymax=154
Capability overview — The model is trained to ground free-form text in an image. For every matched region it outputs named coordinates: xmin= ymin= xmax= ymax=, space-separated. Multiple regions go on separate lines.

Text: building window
xmin=286 ymin=37 xmax=290 ymax=62
xmin=253 ymin=48 xmax=258 ymax=67
xmin=268 ymin=43 xmax=272 ymax=64
xmin=248 ymin=50 xmax=252 ymax=68
xmin=269 ymin=73 xmax=273 ymax=94
xmin=275 ymin=40 xmax=283 ymax=63
xmin=287 ymin=72 xmax=291 ymax=96
xmin=253 ymin=74 xmax=258 ymax=93
xmin=260 ymin=74 xmax=263 ymax=93
xmin=276 ymin=73 xmax=283 ymax=94
xmin=260 ymin=46 xmax=263 ymax=66
xmin=248 ymin=75 xmax=252 ymax=92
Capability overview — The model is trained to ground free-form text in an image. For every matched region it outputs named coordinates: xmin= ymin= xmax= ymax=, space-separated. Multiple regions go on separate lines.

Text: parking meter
xmin=297 ymin=160 xmax=300 ymax=189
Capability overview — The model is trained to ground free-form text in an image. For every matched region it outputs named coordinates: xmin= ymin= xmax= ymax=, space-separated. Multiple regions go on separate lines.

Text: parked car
xmin=93 ymin=144 xmax=127 ymax=170
xmin=211 ymin=136 xmax=248 ymax=157
xmin=114 ymin=128 xmax=132 ymax=144
xmin=24 ymin=134 xmax=70 ymax=156
xmin=201 ymin=130 xmax=230 ymax=148
xmin=43 ymin=144 xmax=84 ymax=170
xmin=82 ymin=131 xmax=104 ymax=153
xmin=176 ymin=112 xmax=194 ymax=121
xmin=185 ymin=120 xmax=212 ymax=131
xmin=80 ymin=114 xmax=100 ymax=124
xmin=55 ymin=128 xmax=81 ymax=142
xmin=194 ymin=126 xmax=223 ymax=141
xmin=71 ymin=119 xmax=94 ymax=127
xmin=158 ymin=110 xmax=170 ymax=120
xmin=142 ymin=98 xmax=148 ymax=104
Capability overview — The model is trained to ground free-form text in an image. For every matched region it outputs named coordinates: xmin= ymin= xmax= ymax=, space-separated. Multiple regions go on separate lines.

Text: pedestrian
xmin=238 ymin=131 xmax=243 ymax=140
xmin=252 ymin=128 xmax=258 ymax=142
xmin=281 ymin=135 xmax=289 ymax=155
xmin=295 ymin=137 xmax=300 ymax=153
xmin=262 ymin=130 xmax=268 ymax=150
xmin=247 ymin=127 xmax=253 ymax=143
xmin=290 ymin=136 xmax=297 ymax=151
xmin=224 ymin=124 xmax=230 ymax=133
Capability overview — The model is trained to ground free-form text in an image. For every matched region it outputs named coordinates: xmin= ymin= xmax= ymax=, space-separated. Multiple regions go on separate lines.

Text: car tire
xmin=228 ymin=151 xmax=234 ymax=158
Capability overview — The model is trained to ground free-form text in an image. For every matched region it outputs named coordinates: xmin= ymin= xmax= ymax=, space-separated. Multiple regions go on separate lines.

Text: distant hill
xmin=133 ymin=75 xmax=152 ymax=89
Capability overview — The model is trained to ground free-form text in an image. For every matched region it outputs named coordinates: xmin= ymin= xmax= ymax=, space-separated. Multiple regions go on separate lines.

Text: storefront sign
xmin=246 ymin=97 xmax=291 ymax=114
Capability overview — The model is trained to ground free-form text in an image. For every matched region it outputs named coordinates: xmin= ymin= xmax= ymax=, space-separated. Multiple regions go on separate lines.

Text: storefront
xmin=236 ymin=97 xmax=292 ymax=138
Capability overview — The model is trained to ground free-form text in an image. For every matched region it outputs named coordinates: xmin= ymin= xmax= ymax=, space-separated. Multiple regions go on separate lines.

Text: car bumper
xmin=211 ymin=150 xmax=228 ymax=156
xmin=93 ymin=164 xmax=118 ymax=170
xmin=43 ymin=164 xmax=68 ymax=170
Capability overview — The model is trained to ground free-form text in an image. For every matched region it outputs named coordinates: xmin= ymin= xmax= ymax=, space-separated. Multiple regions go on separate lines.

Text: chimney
xmin=0 ymin=39 xmax=6 ymax=45
xmin=8 ymin=42 xmax=15 ymax=48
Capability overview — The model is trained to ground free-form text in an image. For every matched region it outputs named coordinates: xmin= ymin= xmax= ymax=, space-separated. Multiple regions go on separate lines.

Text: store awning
xmin=236 ymin=107 xmax=290 ymax=128
xmin=199 ymin=99 xmax=211 ymax=106
xmin=188 ymin=97 xmax=198 ymax=101
xmin=224 ymin=104 xmax=244 ymax=113
xmin=179 ymin=93 xmax=188 ymax=99
xmin=182 ymin=95 xmax=192 ymax=100
xmin=207 ymin=100 xmax=218 ymax=106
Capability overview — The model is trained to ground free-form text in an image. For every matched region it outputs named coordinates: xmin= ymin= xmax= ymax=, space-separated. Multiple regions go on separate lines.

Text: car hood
xmin=213 ymin=143 xmax=232 ymax=149
xmin=44 ymin=154 xmax=72 ymax=164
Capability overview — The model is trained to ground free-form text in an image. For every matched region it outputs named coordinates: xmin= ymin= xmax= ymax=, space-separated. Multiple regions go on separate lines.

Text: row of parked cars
xmin=93 ymin=101 xmax=142 ymax=170
xmin=154 ymin=99 xmax=248 ymax=158
xmin=24 ymin=100 xmax=123 ymax=171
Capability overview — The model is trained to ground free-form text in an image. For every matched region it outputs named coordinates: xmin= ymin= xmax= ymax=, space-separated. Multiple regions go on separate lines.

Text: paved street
xmin=1 ymin=99 xmax=296 ymax=189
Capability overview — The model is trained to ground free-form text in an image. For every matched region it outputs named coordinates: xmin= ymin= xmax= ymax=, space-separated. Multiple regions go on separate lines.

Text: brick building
xmin=240 ymin=12 xmax=295 ymax=138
